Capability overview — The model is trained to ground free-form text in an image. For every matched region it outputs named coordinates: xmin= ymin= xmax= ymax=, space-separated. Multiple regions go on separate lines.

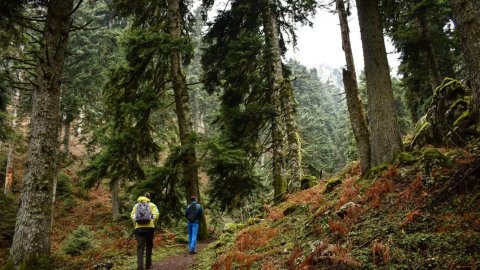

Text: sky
xmin=287 ymin=7 xmax=400 ymax=74
xmin=200 ymin=1 xmax=400 ymax=75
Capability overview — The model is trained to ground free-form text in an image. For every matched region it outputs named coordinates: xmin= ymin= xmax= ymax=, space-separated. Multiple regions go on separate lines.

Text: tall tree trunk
xmin=4 ymin=89 xmax=19 ymax=195
xmin=450 ymin=0 xmax=480 ymax=125
xmin=417 ymin=15 xmax=442 ymax=91
xmin=11 ymin=0 xmax=74 ymax=266
xmin=262 ymin=0 xmax=287 ymax=200
xmin=281 ymin=83 xmax=302 ymax=191
xmin=111 ymin=179 xmax=120 ymax=221
xmin=336 ymin=0 xmax=371 ymax=172
xmin=167 ymin=0 xmax=207 ymax=239
xmin=356 ymin=0 xmax=403 ymax=166
xmin=62 ymin=113 xmax=73 ymax=157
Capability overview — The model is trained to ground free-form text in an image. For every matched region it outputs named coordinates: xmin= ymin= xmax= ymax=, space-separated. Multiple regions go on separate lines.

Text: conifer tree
xmin=262 ymin=0 xmax=287 ymax=199
xmin=335 ymin=0 xmax=371 ymax=172
xmin=356 ymin=0 xmax=403 ymax=166
xmin=11 ymin=0 xmax=74 ymax=265
xmin=382 ymin=0 xmax=458 ymax=120
xmin=449 ymin=0 xmax=480 ymax=125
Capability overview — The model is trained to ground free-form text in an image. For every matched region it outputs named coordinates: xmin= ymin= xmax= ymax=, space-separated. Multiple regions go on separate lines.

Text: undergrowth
xmin=194 ymin=143 xmax=480 ymax=269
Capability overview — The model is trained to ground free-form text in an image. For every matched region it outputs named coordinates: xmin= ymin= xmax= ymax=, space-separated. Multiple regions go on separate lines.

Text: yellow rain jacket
xmin=130 ymin=196 xmax=159 ymax=229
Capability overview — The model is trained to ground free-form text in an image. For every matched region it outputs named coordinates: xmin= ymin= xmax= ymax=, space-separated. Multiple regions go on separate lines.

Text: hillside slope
xmin=194 ymin=142 xmax=480 ymax=269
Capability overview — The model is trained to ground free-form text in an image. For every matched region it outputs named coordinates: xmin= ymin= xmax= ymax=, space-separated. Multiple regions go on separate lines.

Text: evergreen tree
xmin=356 ymin=0 xmax=403 ymax=166
xmin=449 ymin=0 xmax=480 ymax=125
xmin=382 ymin=0 xmax=458 ymax=121
xmin=335 ymin=0 xmax=371 ymax=172
xmin=11 ymin=0 xmax=75 ymax=266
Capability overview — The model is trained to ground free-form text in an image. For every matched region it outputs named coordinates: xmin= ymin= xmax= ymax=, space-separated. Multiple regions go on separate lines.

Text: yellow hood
xmin=137 ymin=196 xmax=151 ymax=203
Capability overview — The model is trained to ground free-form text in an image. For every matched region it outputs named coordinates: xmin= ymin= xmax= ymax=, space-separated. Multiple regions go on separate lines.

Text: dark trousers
xmin=134 ymin=228 xmax=155 ymax=270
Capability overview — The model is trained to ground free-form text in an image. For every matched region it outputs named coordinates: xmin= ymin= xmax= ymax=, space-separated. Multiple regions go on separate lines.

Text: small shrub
xmin=62 ymin=225 xmax=95 ymax=256
xmin=235 ymin=225 xmax=278 ymax=251
xmin=362 ymin=179 xmax=395 ymax=208
xmin=397 ymin=174 xmax=426 ymax=207
xmin=372 ymin=240 xmax=391 ymax=265
xmin=63 ymin=196 xmax=77 ymax=212
xmin=56 ymin=171 xmax=72 ymax=199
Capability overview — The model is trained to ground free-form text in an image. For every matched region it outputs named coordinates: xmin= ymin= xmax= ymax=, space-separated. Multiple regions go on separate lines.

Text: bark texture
xmin=4 ymin=89 xmax=19 ymax=195
xmin=111 ymin=180 xmax=120 ymax=221
xmin=167 ymin=0 xmax=207 ymax=239
xmin=356 ymin=0 xmax=402 ymax=166
xmin=281 ymin=84 xmax=302 ymax=190
xmin=450 ymin=0 xmax=480 ymax=125
xmin=62 ymin=114 xmax=73 ymax=157
xmin=336 ymin=0 xmax=371 ymax=172
xmin=262 ymin=0 xmax=286 ymax=200
xmin=11 ymin=0 xmax=74 ymax=265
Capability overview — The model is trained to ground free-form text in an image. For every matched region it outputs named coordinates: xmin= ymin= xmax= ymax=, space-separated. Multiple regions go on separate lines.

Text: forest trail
xmin=151 ymin=243 xmax=207 ymax=270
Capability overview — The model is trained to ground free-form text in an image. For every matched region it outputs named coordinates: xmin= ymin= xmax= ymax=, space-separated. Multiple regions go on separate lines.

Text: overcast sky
xmin=200 ymin=1 xmax=400 ymax=74
xmin=287 ymin=7 xmax=400 ymax=73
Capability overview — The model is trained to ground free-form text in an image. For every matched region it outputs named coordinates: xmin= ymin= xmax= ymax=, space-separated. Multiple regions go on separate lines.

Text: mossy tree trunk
xmin=262 ymin=0 xmax=287 ymax=200
xmin=11 ymin=0 xmax=74 ymax=266
xmin=450 ymin=0 xmax=480 ymax=125
xmin=281 ymin=83 xmax=302 ymax=191
xmin=4 ymin=89 xmax=19 ymax=195
xmin=167 ymin=0 xmax=207 ymax=240
xmin=336 ymin=0 xmax=371 ymax=172
xmin=356 ymin=0 xmax=403 ymax=166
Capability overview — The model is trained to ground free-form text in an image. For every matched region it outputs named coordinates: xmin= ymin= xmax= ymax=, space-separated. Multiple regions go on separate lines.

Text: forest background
xmin=0 ymin=0 xmax=479 ymax=269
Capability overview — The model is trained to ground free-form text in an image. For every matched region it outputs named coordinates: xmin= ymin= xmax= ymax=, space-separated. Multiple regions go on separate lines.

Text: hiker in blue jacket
xmin=185 ymin=195 xmax=203 ymax=254
xmin=131 ymin=193 xmax=159 ymax=270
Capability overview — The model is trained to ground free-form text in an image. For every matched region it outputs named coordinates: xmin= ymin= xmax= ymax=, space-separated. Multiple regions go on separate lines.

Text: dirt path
xmin=151 ymin=243 xmax=207 ymax=270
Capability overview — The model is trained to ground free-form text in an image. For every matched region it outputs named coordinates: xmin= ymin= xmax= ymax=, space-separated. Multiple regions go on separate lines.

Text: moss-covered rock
xmin=361 ymin=164 xmax=389 ymax=181
xmin=324 ymin=178 xmax=342 ymax=193
xmin=300 ymin=175 xmax=317 ymax=190
xmin=411 ymin=78 xmax=478 ymax=149
xmin=395 ymin=152 xmax=418 ymax=165
xmin=410 ymin=121 xmax=434 ymax=150
xmin=223 ymin=222 xmax=245 ymax=234
xmin=421 ymin=148 xmax=451 ymax=174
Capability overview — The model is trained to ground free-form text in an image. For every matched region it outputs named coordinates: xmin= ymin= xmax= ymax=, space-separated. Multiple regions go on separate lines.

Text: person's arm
xmin=197 ymin=204 xmax=203 ymax=219
xmin=151 ymin=203 xmax=159 ymax=222
xmin=130 ymin=204 xmax=137 ymax=224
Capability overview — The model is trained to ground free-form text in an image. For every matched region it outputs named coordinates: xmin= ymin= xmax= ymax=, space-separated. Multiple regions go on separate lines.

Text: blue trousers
xmin=187 ymin=221 xmax=199 ymax=252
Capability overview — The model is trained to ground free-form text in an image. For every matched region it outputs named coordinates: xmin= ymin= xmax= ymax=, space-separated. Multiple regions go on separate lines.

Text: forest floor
xmin=151 ymin=243 xmax=207 ymax=270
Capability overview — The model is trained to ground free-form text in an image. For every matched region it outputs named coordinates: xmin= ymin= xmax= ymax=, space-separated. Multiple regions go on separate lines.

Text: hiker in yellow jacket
xmin=130 ymin=193 xmax=159 ymax=270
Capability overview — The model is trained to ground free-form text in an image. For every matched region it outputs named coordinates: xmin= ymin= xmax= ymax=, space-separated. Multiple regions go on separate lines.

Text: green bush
xmin=61 ymin=226 xmax=95 ymax=256
xmin=56 ymin=171 xmax=72 ymax=199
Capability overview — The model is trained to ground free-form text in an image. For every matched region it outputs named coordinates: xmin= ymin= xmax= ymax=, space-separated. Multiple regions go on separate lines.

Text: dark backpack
xmin=134 ymin=202 xmax=153 ymax=224
xmin=186 ymin=203 xmax=200 ymax=222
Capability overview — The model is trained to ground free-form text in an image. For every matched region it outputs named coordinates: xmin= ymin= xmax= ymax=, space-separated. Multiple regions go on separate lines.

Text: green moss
xmin=395 ymin=152 xmax=418 ymax=165
xmin=422 ymin=148 xmax=447 ymax=160
xmin=421 ymin=148 xmax=451 ymax=174
xmin=453 ymin=110 xmax=470 ymax=127
xmin=361 ymin=164 xmax=389 ymax=181
xmin=449 ymin=98 xmax=468 ymax=112
xmin=417 ymin=121 xmax=431 ymax=134
xmin=300 ymin=175 xmax=317 ymax=190
xmin=223 ymin=222 xmax=245 ymax=234
xmin=433 ymin=78 xmax=464 ymax=99
xmin=15 ymin=256 xmax=54 ymax=270
xmin=324 ymin=178 xmax=342 ymax=193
